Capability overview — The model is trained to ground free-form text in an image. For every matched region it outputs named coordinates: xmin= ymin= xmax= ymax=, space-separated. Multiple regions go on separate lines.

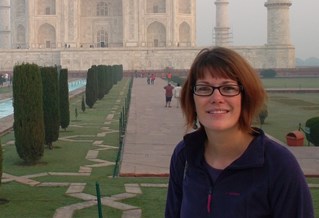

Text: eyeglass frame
xmin=193 ymin=84 xmax=243 ymax=97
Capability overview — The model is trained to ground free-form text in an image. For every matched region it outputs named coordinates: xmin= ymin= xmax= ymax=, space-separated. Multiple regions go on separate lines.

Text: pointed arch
xmin=147 ymin=22 xmax=166 ymax=47
xmin=38 ymin=23 xmax=56 ymax=48
xmin=179 ymin=22 xmax=191 ymax=46
xmin=96 ymin=29 xmax=108 ymax=47
xmin=16 ymin=25 xmax=26 ymax=46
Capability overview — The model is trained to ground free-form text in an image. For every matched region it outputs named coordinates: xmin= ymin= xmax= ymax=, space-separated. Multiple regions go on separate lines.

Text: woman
xmin=165 ymin=47 xmax=314 ymax=217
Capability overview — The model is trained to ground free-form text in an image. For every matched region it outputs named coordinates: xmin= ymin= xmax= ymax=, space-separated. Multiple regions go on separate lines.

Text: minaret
xmin=265 ymin=0 xmax=292 ymax=46
xmin=0 ymin=0 xmax=11 ymax=49
xmin=213 ymin=0 xmax=232 ymax=47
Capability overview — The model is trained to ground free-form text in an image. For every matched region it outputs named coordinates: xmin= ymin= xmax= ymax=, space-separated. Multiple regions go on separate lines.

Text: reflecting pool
xmin=0 ymin=79 xmax=86 ymax=119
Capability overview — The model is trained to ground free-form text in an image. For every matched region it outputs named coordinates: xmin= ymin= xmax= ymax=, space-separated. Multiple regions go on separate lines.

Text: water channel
xmin=0 ymin=79 xmax=86 ymax=119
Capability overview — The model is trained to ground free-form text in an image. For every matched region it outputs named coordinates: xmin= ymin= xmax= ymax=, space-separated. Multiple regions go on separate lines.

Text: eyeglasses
xmin=193 ymin=84 xmax=243 ymax=97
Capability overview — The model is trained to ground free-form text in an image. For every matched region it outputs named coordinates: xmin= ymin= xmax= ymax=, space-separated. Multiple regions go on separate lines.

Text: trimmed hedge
xmin=85 ymin=64 xmax=123 ymax=108
xmin=13 ymin=63 xmax=45 ymax=163
xmin=59 ymin=68 xmax=70 ymax=130
xmin=0 ymin=139 xmax=2 ymax=185
xmin=305 ymin=117 xmax=319 ymax=146
xmin=260 ymin=69 xmax=277 ymax=78
xmin=41 ymin=67 xmax=60 ymax=149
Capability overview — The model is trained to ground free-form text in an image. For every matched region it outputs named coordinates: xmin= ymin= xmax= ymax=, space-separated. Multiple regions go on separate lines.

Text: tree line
xmin=85 ymin=64 xmax=123 ymax=108
xmin=12 ymin=64 xmax=69 ymax=162
xmin=6 ymin=63 xmax=123 ymax=166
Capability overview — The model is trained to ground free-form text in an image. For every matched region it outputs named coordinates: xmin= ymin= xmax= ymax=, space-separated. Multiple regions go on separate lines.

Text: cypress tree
xmin=111 ymin=65 xmax=117 ymax=85
xmin=85 ymin=66 xmax=98 ymax=108
xmin=59 ymin=68 xmax=70 ymax=130
xmin=13 ymin=63 xmax=45 ymax=163
xmin=41 ymin=66 xmax=60 ymax=149
xmin=97 ymin=65 xmax=105 ymax=100
xmin=118 ymin=64 xmax=124 ymax=81
xmin=75 ymin=107 xmax=78 ymax=120
xmin=98 ymin=65 xmax=107 ymax=100
xmin=105 ymin=65 xmax=113 ymax=94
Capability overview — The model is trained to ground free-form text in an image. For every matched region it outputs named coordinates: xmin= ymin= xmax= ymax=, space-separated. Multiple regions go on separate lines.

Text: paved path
xmin=120 ymin=78 xmax=186 ymax=176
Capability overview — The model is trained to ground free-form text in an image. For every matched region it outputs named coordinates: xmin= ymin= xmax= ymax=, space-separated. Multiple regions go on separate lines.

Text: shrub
xmin=260 ymin=69 xmax=277 ymax=78
xmin=259 ymin=104 xmax=268 ymax=126
xmin=305 ymin=117 xmax=319 ymax=146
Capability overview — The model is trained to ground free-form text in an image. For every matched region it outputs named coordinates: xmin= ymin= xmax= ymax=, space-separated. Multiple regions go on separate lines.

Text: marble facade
xmin=0 ymin=0 xmax=295 ymax=72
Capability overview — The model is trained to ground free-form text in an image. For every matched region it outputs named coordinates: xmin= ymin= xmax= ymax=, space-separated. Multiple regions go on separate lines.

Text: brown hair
xmin=180 ymin=47 xmax=267 ymax=133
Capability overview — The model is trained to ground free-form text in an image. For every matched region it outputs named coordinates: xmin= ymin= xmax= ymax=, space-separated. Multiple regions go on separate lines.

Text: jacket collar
xmin=183 ymin=127 xmax=265 ymax=169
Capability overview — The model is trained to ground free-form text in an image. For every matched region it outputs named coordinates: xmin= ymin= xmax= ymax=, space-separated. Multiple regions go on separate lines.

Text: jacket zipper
xmin=207 ymin=188 xmax=213 ymax=213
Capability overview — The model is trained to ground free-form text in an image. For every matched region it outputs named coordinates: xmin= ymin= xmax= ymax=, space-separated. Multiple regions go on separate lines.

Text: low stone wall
xmin=0 ymin=45 xmax=295 ymax=72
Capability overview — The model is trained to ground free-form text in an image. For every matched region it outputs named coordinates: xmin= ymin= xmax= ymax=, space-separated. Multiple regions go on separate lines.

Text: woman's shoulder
xmin=264 ymin=135 xmax=297 ymax=160
xmin=262 ymin=134 xmax=304 ymax=176
xmin=172 ymin=129 xmax=205 ymax=160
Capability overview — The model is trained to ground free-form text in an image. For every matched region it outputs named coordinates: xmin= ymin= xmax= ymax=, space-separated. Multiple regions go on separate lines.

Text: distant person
xmin=151 ymin=74 xmax=156 ymax=85
xmin=173 ymin=83 xmax=182 ymax=108
xmin=165 ymin=47 xmax=314 ymax=217
xmin=146 ymin=73 xmax=151 ymax=84
xmin=167 ymin=72 xmax=172 ymax=82
xmin=164 ymin=83 xmax=174 ymax=107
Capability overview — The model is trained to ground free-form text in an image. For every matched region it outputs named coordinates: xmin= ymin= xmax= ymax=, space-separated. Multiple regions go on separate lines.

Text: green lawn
xmin=261 ymin=77 xmax=319 ymax=88
xmin=259 ymin=77 xmax=319 ymax=144
xmin=261 ymin=92 xmax=319 ymax=144
xmin=0 ymin=86 xmax=11 ymax=95
xmin=0 ymin=77 xmax=318 ymax=217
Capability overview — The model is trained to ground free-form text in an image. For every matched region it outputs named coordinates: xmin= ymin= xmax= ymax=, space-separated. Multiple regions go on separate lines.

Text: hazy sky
xmin=196 ymin=0 xmax=319 ymax=59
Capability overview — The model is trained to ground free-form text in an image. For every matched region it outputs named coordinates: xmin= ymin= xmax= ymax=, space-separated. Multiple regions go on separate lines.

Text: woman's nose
xmin=209 ymin=88 xmax=224 ymax=103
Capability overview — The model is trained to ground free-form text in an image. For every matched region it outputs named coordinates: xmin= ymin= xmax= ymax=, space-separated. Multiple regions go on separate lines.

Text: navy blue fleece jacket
xmin=165 ymin=128 xmax=314 ymax=218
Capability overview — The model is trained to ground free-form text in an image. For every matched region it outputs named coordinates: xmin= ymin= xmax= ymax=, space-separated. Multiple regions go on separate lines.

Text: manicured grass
xmin=261 ymin=77 xmax=319 ymax=88
xmin=0 ymin=183 xmax=82 ymax=217
xmin=261 ymin=93 xmax=319 ymax=144
xmin=0 ymin=78 xmax=169 ymax=218
xmin=253 ymin=77 xmax=319 ymax=144
xmin=0 ymin=77 xmax=318 ymax=217
xmin=0 ymin=86 xmax=11 ymax=95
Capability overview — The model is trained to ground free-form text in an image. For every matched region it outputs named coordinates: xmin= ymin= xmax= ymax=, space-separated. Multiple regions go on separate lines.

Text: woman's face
xmin=193 ymin=71 xmax=242 ymax=133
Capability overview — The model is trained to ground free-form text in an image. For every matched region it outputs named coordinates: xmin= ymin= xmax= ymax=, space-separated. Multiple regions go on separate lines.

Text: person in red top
xmin=164 ymin=83 xmax=174 ymax=107
xmin=167 ymin=72 xmax=172 ymax=82
xmin=151 ymin=74 xmax=156 ymax=85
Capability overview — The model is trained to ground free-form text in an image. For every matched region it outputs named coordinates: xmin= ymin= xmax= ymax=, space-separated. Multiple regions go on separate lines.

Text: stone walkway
xmin=119 ymin=78 xmax=186 ymax=177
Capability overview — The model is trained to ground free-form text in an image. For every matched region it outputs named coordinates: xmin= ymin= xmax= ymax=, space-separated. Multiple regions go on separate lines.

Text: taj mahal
xmin=0 ymin=0 xmax=294 ymax=72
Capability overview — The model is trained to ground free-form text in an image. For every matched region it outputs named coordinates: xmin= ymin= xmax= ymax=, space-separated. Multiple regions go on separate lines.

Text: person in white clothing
xmin=173 ymin=83 xmax=182 ymax=108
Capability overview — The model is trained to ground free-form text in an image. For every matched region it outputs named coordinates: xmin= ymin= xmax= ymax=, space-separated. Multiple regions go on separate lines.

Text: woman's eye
xmin=198 ymin=86 xmax=210 ymax=91
xmin=222 ymin=86 xmax=237 ymax=92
